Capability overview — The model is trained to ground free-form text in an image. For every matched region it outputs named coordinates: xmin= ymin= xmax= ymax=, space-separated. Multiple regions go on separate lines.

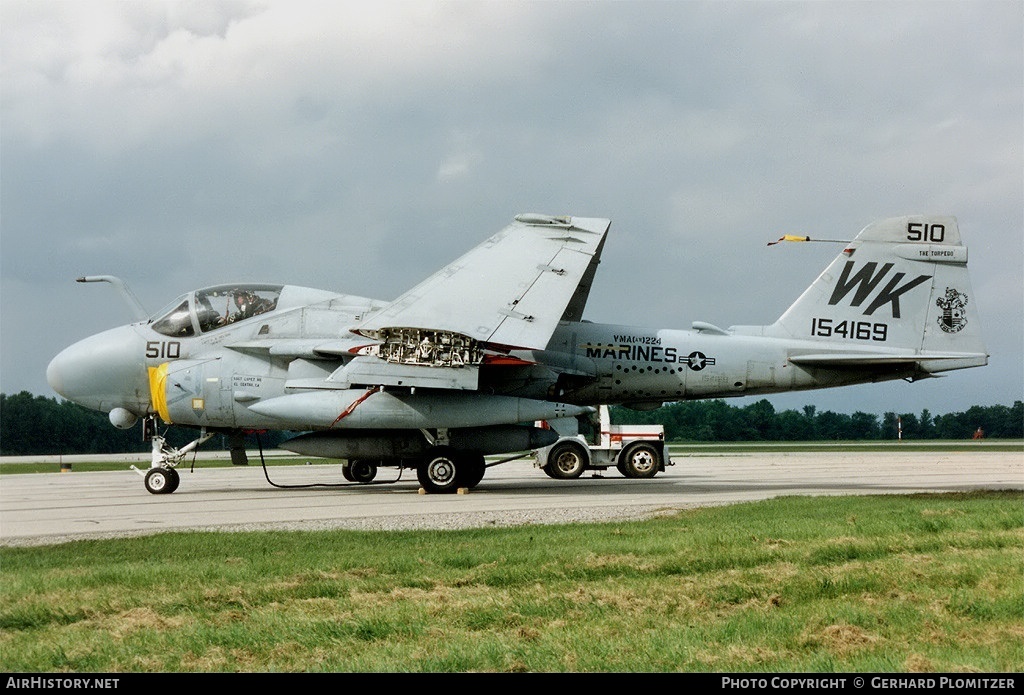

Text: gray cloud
xmin=3 ymin=0 xmax=1020 ymax=417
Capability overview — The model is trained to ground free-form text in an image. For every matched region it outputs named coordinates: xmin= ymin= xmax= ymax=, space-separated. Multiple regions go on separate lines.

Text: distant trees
xmin=612 ymin=398 xmax=1023 ymax=442
xmin=0 ymin=391 xmax=147 ymax=456
xmin=0 ymin=392 xmax=288 ymax=456
xmin=0 ymin=392 xmax=1020 ymax=456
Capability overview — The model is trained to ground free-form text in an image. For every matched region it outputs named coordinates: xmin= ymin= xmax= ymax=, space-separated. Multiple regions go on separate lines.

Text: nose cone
xmin=45 ymin=354 xmax=66 ymax=397
xmin=47 ymin=326 xmax=150 ymax=415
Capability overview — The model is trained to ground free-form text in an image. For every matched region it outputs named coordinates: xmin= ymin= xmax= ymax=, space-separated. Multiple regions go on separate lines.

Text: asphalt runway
xmin=1 ymin=446 xmax=1021 ymax=546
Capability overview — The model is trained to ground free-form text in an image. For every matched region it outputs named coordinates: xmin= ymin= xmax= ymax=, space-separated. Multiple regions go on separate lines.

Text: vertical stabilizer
xmin=771 ymin=216 xmax=987 ymax=372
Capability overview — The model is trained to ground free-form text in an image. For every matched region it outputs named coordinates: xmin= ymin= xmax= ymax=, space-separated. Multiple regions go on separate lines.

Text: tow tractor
xmin=533 ymin=405 xmax=670 ymax=479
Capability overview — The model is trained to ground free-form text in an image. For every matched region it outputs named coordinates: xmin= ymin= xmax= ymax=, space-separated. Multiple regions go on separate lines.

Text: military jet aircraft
xmin=47 ymin=213 xmax=987 ymax=494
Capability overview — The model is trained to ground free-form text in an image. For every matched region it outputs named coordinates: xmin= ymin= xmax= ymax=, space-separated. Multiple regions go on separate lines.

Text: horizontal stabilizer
xmin=789 ymin=352 xmax=988 ymax=367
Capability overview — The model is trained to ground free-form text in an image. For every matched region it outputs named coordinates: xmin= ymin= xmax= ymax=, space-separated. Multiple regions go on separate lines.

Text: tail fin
xmin=771 ymin=215 xmax=988 ymax=374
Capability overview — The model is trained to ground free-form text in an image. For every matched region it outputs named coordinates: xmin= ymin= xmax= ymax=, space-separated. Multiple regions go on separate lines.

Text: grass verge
xmin=1 ymin=490 xmax=1021 ymax=672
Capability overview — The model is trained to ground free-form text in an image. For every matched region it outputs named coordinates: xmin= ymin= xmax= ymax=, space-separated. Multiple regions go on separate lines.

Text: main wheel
xmin=457 ymin=453 xmax=486 ymax=488
xmin=418 ymin=447 xmax=461 ymax=494
xmin=542 ymin=441 xmax=587 ymax=479
xmin=618 ymin=443 xmax=661 ymax=479
xmin=349 ymin=459 xmax=378 ymax=483
xmin=144 ymin=467 xmax=177 ymax=495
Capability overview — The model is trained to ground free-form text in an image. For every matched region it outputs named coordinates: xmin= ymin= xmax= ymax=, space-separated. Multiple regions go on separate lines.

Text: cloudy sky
xmin=3 ymin=0 xmax=1021 ymax=420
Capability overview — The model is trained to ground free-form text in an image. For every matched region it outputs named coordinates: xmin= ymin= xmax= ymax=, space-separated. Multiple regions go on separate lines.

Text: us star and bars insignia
xmin=684 ymin=351 xmax=715 ymax=371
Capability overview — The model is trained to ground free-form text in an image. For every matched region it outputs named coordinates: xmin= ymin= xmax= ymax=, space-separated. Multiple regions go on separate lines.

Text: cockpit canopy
xmin=150 ymin=284 xmax=283 ymax=337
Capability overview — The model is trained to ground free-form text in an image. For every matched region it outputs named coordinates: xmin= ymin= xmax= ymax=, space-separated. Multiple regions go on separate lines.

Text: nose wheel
xmin=131 ymin=424 xmax=213 ymax=495
xmin=144 ymin=467 xmax=180 ymax=494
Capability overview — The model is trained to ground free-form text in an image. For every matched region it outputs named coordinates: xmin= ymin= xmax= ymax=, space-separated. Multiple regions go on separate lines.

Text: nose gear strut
xmin=130 ymin=416 xmax=214 ymax=494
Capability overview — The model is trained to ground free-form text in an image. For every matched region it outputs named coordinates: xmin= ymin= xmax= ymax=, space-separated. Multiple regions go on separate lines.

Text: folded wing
xmin=319 ymin=215 xmax=609 ymax=392
xmin=355 ymin=214 xmax=610 ymax=351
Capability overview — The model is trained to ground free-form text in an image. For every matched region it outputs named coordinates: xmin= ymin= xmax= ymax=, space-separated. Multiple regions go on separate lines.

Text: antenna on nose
xmin=77 ymin=276 xmax=149 ymax=321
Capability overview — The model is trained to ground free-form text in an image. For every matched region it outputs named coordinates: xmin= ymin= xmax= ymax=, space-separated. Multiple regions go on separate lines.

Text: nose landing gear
xmin=130 ymin=418 xmax=214 ymax=494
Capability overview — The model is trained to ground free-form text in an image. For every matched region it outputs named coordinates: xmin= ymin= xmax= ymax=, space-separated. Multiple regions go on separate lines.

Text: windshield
xmin=151 ymin=284 xmax=283 ymax=337
xmin=150 ymin=298 xmax=194 ymax=337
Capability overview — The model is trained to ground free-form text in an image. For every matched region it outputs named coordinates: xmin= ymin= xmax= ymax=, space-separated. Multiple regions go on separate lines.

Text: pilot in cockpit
xmin=231 ymin=290 xmax=275 ymax=322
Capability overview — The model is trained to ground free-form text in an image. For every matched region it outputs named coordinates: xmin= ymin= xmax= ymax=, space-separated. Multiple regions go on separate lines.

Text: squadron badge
xmin=936 ymin=287 xmax=968 ymax=334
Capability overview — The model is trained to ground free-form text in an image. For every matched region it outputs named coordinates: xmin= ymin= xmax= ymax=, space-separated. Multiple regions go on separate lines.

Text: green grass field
xmin=1 ymin=490 xmax=1021 ymax=673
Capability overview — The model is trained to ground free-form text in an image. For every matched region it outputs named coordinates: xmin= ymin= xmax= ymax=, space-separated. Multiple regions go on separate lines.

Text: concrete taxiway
xmin=1 ymin=446 xmax=1020 ymax=546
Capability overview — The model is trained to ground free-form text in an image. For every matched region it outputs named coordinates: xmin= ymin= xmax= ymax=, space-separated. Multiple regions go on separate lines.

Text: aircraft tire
xmin=543 ymin=441 xmax=587 ymax=480
xmin=619 ymin=443 xmax=661 ymax=479
xmin=457 ymin=453 xmax=486 ymax=488
xmin=144 ymin=467 xmax=177 ymax=495
xmin=165 ymin=467 xmax=180 ymax=493
xmin=349 ymin=459 xmax=378 ymax=483
xmin=418 ymin=447 xmax=461 ymax=494
xmin=341 ymin=462 xmax=355 ymax=482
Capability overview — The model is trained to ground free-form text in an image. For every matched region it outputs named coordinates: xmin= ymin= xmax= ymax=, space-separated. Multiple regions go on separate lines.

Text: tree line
xmin=0 ymin=392 xmax=287 ymax=457
xmin=612 ymin=399 xmax=1023 ymax=442
xmin=0 ymin=391 xmax=1020 ymax=456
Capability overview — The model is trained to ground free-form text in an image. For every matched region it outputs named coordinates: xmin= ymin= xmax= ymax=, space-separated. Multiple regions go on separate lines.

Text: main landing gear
xmin=342 ymin=447 xmax=488 ymax=494
xmin=342 ymin=459 xmax=378 ymax=483
xmin=416 ymin=447 xmax=486 ymax=494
